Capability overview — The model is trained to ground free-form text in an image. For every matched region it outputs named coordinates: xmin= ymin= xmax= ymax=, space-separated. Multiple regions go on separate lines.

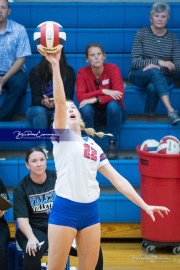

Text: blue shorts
xmin=48 ymin=196 xmax=100 ymax=231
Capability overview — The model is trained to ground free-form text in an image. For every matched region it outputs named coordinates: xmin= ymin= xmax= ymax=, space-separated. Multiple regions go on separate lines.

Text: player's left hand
xmin=145 ymin=205 xmax=170 ymax=222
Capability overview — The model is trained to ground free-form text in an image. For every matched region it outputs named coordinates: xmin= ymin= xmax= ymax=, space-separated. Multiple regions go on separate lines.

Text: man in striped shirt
xmin=129 ymin=1 xmax=180 ymax=125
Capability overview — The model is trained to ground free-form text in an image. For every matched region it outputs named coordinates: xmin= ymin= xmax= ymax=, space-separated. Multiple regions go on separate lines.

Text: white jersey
xmin=52 ymin=125 xmax=109 ymax=203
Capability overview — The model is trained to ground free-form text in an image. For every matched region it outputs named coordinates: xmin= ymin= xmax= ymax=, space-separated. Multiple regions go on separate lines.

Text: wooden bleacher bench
xmin=9 ymin=222 xmax=142 ymax=240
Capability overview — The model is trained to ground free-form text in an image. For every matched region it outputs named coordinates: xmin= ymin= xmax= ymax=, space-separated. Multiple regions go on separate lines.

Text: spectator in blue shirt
xmin=0 ymin=0 xmax=31 ymax=121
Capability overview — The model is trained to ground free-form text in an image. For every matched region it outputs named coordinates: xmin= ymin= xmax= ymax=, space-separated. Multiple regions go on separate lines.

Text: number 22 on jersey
xmin=84 ymin=143 xmax=97 ymax=161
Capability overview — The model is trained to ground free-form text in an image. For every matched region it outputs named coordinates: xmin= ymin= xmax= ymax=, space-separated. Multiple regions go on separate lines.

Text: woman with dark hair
xmin=0 ymin=179 xmax=10 ymax=270
xmin=26 ymin=48 xmax=75 ymax=154
xmin=13 ymin=147 xmax=103 ymax=270
xmin=13 ymin=147 xmax=56 ymax=270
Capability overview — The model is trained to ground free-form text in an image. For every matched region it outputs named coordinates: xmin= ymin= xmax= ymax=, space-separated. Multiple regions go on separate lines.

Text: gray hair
xmin=150 ymin=2 xmax=170 ymax=19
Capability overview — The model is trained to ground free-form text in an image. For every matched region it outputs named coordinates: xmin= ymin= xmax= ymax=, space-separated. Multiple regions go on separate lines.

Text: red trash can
xmin=136 ymin=146 xmax=180 ymax=254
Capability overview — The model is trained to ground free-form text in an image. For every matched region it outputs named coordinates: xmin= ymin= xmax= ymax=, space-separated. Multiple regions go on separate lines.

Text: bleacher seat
xmin=132 ymin=83 xmax=175 ymax=92
xmin=124 ymin=88 xmax=180 ymax=114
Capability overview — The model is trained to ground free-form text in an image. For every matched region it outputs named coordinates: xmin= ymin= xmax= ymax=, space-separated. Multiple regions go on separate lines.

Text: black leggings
xmin=16 ymin=228 xmax=103 ymax=270
xmin=16 ymin=228 xmax=48 ymax=270
xmin=0 ymin=222 xmax=10 ymax=270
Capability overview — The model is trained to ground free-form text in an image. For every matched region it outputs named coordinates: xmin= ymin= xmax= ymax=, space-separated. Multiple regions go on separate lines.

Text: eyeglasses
xmin=94 ymin=79 xmax=100 ymax=89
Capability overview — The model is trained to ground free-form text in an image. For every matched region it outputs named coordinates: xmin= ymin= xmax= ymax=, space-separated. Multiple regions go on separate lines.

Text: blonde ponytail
xmin=80 ymin=120 xmax=113 ymax=138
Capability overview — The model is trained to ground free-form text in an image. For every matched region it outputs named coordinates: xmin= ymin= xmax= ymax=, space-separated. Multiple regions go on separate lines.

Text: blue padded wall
xmin=116 ymin=194 xmax=140 ymax=222
xmin=98 ymin=194 xmax=141 ymax=222
xmin=76 ymin=28 xmax=124 ymax=53
xmin=98 ymin=194 xmax=116 ymax=222
xmin=9 ymin=2 xmax=180 ymax=28
xmin=0 ymin=123 xmax=22 ymax=149
xmin=77 ymin=3 xmax=125 ymax=27
xmin=8 ymin=3 xmax=31 ymax=27
xmin=1 ymin=158 xmax=140 ymax=188
xmin=97 ymin=159 xmax=139 ymax=187
xmin=30 ymin=3 xmax=78 ymax=28
xmin=171 ymin=3 xmax=180 ymax=26
xmin=124 ymin=3 xmax=153 ymax=27
xmin=0 ymin=159 xmax=19 ymax=187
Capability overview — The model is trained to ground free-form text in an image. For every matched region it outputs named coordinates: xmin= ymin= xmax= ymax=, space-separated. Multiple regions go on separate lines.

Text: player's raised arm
xmin=51 ymin=50 xmax=67 ymax=130
xmin=38 ymin=49 xmax=66 ymax=129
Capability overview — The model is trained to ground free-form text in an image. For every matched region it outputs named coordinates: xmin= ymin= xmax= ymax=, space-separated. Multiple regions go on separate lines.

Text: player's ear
xmin=25 ymin=162 xmax=29 ymax=170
